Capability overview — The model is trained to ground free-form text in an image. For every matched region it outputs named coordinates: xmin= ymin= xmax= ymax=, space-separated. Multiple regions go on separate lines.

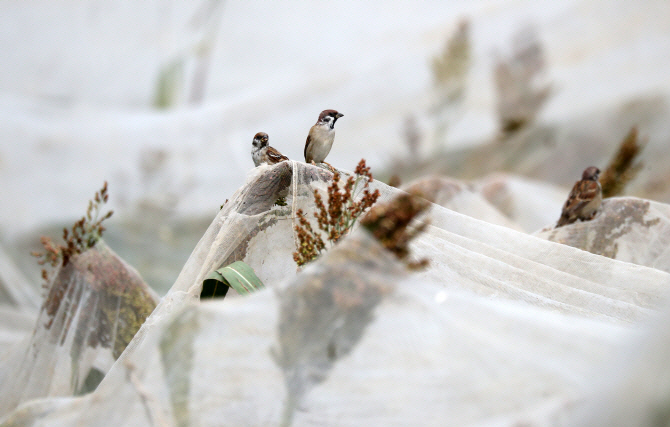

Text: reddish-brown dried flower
xmin=599 ymin=126 xmax=645 ymax=199
xmin=32 ymin=182 xmax=114 ymax=285
xmin=293 ymin=159 xmax=380 ymax=267
xmin=360 ymin=191 xmax=430 ymax=269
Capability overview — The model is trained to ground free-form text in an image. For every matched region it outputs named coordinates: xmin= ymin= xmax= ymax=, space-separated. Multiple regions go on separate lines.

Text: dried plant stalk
xmin=403 ymin=114 xmax=422 ymax=159
xmin=600 ymin=127 xmax=645 ymax=198
xmin=495 ymin=24 xmax=551 ymax=134
xmin=293 ymin=160 xmax=380 ymax=267
xmin=360 ymin=191 xmax=430 ymax=269
xmin=432 ymin=19 xmax=470 ymax=92
xmin=32 ymin=182 xmax=114 ymax=285
xmin=431 ymin=19 xmax=471 ymax=145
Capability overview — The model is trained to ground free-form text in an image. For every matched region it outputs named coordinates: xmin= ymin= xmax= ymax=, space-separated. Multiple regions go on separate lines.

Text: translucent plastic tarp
xmin=0 ymin=244 xmax=39 ymax=310
xmin=535 ymin=197 xmax=670 ymax=273
xmin=0 ymin=241 xmax=158 ymax=417
xmin=403 ymin=175 xmax=524 ymax=231
xmin=2 ymin=161 xmax=670 ymax=426
xmin=476 ymin=172 xmax=568 ymax=233
xmin=402 ymin=173 xmax=569 ymax=234
xmin=0 ymin=244 xmax=39 ymax=359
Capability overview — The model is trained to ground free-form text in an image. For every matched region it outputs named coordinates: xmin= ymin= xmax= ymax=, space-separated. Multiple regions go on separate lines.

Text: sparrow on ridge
xmin=556 ymin=166 xmax=602 ymax=228
xmin=304 ymin=109 xmax=344 ymax=168
xmin=251 ymin=132 xmax=289 ymax=167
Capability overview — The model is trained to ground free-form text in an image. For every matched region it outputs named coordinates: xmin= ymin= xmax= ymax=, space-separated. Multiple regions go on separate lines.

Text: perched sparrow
xmin=304 ymin=109 xmax=344 ymax=167
xmin=556 ymin=166 xmax=602 ymax=227
xmin=251 ymin=132 xmax=289 ymax=167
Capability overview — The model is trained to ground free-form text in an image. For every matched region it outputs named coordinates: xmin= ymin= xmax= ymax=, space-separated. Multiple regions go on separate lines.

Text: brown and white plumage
xmin=556 ymin=166 xmax=602 ymax=227
xmin=251 ymin=132 xmax=289 ymax=167
xmin=304 ymin=109 xmax=343 ymax=165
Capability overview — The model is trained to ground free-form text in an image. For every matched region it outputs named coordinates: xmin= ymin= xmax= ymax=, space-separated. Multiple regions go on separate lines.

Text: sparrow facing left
xmin=556 ymin=166 xmax=602 ymax=228
xmin=304 ymin=109 xmax=344 ymax=167
xmin=251 ymin=132 xmax=289 ymax=167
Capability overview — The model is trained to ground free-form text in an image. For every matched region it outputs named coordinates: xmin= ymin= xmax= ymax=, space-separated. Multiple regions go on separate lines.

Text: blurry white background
xmin=1 ymin=0 xmax=669 ymax=296
xmin=1 ymin=0 xmax=669 ymax=236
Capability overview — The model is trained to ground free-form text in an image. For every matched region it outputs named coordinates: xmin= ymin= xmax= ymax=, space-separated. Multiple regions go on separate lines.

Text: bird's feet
xmin=321 ymin=161 xmax=337 ymax=173
xmin=308 ymin=160 xmax=337 ymax=173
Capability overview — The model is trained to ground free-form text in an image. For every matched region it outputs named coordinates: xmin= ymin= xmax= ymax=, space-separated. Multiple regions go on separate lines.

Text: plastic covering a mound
xmin=535 ymin=197 xmax=670 ymax=273
xmin=476 ymin=172 xmax=568 ymax=232
xmin=403 ymin=173 xmax=568 ymax=233
xmin=403 ymin=175 xmax=524 ymax=231
xmin=0 ymin=244 xmax=40 ymax=357
xmin=0 ymin=241 xmax=158 ymax=417
xmin=0 ymin=244 xmax=40 ymax=310
xmin=3 ymin=161 xmax=670 ymax=426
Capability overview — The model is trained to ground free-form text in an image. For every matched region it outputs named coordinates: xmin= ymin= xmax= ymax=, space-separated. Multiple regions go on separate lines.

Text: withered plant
xmin=403 ymin=114 xmax=422 ymax=159
xmin=432 ymin=19 xmax=470 ymax=99
xmin=360 ymin=191 xmax=430 ymax=269
xmin=431 ymin=19 xmax=471 ymax=145
xmin=32 ymin=182 xmax=114 ymax=284
xmin=600 ymin=127 xmax=646 ymax=198
xmin=293 ymin=160 xmax=380 ymax=267
xmin=494 ymin=24 xmax=551 ymax=134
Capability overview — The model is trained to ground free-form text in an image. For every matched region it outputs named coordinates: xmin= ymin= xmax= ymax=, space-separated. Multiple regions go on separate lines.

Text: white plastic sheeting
xmin=0 ymin=241 xmax=158 ymax=417
xmin=2 ymin=161 xmax=670 ymax=426
xmin=401 ymin=173 xmax=569 ymax=234
xmin=476 ymin=172 xmax=568 ymax=233
xmin=0 ymin=244 xmax=40 ymax=310
xmin=403 ymin=176 xmax=524 ymax=231
xmin=535 ymin=197 xmax=670 ymax=273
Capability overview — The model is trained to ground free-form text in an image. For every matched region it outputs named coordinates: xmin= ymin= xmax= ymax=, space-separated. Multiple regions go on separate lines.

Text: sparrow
xmin=304 ymin=109 xmax=344 ymax=167
xmin=556 ymin=166 xmax=602 ymax=228
xmin=251 ymin=132 xmax=289 ymax=167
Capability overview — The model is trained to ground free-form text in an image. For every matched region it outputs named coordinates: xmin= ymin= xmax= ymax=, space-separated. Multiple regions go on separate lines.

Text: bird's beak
xmin=336 ymin=113 xmax=344 ymax=118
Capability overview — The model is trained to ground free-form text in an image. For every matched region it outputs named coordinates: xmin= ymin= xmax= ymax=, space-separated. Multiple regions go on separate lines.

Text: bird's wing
xmin=267 ymin=146 xmax=288 ymax=163
xmin=304 ymin=132 xmax=312 ymax=162
xmin=569 ymin=180 xmax=600 ymax=210
xmin=558 ymin=180 xmax=599 ymax=224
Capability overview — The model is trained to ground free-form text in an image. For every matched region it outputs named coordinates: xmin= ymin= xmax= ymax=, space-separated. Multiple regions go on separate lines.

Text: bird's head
xmin=582 ymin=166 xmax=600 ymax=181
xmin=252 ymin=132 xmax=269 ymax=149
xmin=317 ymin=109 xmax=344 ymax=129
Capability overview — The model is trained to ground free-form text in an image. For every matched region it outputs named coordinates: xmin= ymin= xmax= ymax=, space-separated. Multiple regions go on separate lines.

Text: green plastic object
xmin=201 ymin=261 xmax=265 ymax=299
